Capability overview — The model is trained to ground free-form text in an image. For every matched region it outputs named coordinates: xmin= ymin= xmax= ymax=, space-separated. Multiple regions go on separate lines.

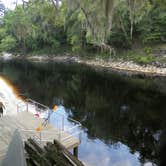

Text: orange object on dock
xmin=36 ymin=125 xmax=43 ymax=131
xmin=53 ymin=105 xmax=58 ymax=111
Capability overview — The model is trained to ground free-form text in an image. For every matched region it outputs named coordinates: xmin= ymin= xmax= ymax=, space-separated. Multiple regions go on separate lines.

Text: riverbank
xmin=26 ymin=55 xmax=166 ymax=77
xmin=1 ymin=52 xmax=166 ymax=77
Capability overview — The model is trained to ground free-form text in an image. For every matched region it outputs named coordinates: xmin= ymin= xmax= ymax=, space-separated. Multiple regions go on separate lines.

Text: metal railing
xmin=26 ymin=99 xmax=49 ymax=112
xmin=17 ymin=99 xmax=49 ymax=113
xmin=17 ymin=98 xmax=82 ymax=146
xmin=17 ymin=101 xmax=27 ymax=113
xmin=19 ymin=128 xmax=82 ymax=146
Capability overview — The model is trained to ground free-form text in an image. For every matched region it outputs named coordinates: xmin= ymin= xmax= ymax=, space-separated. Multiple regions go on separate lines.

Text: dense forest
xmin=0 ymin=0 xmax=166 ymax=60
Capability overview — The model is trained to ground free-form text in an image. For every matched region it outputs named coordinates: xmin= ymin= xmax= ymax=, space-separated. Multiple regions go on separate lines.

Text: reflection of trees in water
xmin=0 ymin=60 xmax=166 ymax=165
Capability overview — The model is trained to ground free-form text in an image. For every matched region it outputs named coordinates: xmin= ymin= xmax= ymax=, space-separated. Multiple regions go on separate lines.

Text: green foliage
xmin=0 ymin=0 xmax=165 ymax=61
xmin=138 ymin=3 xmax=166 ymax=44
xmin=108 ymin=30 xmax=131 ymax=49
xmin=109 ymin=0 xmax=130 ymax=47
xmin=144 ymin=47 xmax=152 ymax=54
xmin=0 ymin=35 xmax=16 ymax=51
xmin=0 ymin=28 xmax=6 ymax=40
xmin=25 ymin=37 xmax=39 ymax=50
xmin=126 ymin=52 xmax=155 ymax=65
xmin=0 ymin=0 xmax=67 ymax=52
xmin=134 ymin=56 xmax=154 ymax=65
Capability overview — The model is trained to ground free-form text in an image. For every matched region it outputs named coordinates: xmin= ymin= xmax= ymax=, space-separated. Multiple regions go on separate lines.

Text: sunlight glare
xmin=0 ymin=76 xmax=22 ymax=115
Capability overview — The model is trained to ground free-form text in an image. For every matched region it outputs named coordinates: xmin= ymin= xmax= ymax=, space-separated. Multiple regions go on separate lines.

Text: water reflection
xmin=0 ymin=59 xmax=166 ymax=166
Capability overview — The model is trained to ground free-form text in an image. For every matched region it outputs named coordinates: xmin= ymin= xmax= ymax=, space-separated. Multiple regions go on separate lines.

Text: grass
xmin=112 ymin=49 xmax=156 ymax=65
xmin=126 ymin=52 xmax=155 ymax=65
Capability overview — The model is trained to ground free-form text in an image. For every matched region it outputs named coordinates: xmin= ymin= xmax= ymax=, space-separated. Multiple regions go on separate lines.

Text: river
xmin=0 ymin=59 xmax=165 ymax=166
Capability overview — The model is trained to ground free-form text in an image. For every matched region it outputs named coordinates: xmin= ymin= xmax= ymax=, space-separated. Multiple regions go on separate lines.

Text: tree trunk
xmin=128 ymin=0 xmax=135 ymax=40
xmin=130 ymin=20 xmax=133 ymax=40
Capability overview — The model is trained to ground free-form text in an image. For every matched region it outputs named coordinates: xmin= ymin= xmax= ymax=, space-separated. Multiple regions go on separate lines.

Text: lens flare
xmin=0 ymin=76 xmax=23 ymax=115
xmin=0 ymin=76 xmax=47 ymax=117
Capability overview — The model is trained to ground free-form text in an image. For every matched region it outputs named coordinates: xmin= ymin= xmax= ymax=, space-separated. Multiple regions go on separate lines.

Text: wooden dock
xmin=0 ymin=111 xmax=81 ymax=164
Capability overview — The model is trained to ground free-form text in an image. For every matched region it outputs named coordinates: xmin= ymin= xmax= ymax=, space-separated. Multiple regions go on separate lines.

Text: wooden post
xmin=73 ymin=147 xmax=78 ymax=158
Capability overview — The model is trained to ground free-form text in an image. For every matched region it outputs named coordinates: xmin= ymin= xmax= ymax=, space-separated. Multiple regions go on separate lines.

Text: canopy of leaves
xmin=0 ymin=0 xmax=165 ymax=54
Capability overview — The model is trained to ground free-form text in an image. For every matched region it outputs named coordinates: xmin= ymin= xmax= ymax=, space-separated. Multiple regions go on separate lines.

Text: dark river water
xmin=0 ymin=59 xmax=166 ymax=166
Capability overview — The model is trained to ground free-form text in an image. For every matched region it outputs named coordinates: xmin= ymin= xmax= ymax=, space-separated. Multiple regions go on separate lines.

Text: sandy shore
xmin=27 ymin=55 xmax=166 ymax=77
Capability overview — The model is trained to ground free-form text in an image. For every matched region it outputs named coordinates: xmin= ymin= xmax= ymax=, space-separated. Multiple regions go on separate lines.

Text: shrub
xmin=134 ymin=55 xmax=155 ymax=65
xmin=108 ymin=30 xmax=131 ymax=49
xmin=0 ymin=28 xmax=6 ymax=40
xmin=0 ymin=35 xmax=17 ymax=51
xmin=144 ymin=47 xmax=152 ymax=54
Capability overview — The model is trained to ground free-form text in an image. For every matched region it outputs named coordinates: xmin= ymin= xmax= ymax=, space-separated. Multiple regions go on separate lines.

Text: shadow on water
xmin=0 ymin=59 xmax=166 ymax=166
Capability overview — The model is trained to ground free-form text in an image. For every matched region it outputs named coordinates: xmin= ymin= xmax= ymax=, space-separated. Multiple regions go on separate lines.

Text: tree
xmin=0 ymin=0 xmax=165 ymax=54
xmin=66 ymin=0 xmax=115 ymax=44
xmin=127 ymin=0 xmax=151 ymax=40
xmin=0 ymin=35 xmax=16 ymax=51
xmin=4 ymin=6 xmax=32 ymax=52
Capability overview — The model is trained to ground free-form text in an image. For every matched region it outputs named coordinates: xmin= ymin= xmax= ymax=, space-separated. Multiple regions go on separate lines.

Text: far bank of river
xmin=28 ymin=55 xmax=166 ymax=77
xmin=1 ymin=53 xmax=166 ymax=77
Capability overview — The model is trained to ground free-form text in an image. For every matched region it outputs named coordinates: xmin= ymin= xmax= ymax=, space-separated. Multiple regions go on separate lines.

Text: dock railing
xmin=17 ymin=101 xmax=27 ymax=113
xmin=26 ymin=98 xmax=50 ymax=113
xmin=17 ymin=98 xmax=82 ymax=146
xmin=19 ymin=127 xmax=82 ymax=146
